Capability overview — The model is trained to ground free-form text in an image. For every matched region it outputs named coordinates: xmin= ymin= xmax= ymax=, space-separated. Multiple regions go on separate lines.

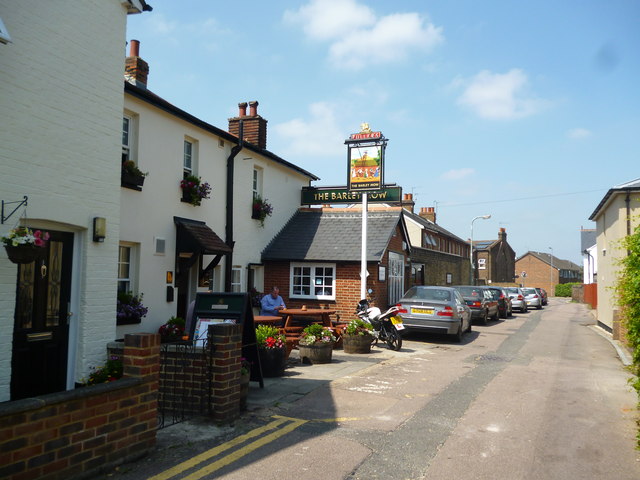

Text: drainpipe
xmin=225 ymin=121 xmax=243 ymax=291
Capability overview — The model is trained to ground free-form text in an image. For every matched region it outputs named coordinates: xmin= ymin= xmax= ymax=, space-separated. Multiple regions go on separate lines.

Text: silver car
xmin=505 ymin=287 xmax=528 ymax=313
xmin=522 ymin=287 xmax=543 ymax=310
xmin=397 ymin=286 xmax=472 ymax=342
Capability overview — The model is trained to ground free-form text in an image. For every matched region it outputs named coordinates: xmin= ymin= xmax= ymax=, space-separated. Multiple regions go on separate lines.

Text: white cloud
xmin=283 ymin=0 xmax=376 ymax=41
xmin=567 ymin=128 xmax=592 ymax=139
xmin=441 ymin=168 xmax=474 ymax=180
xmin=272 ymin=102 xmax=345 ymax=157
xmin=455 ymin=69 xmax=548 ymax=120
xmin=284 ymin=1 xmax=443 ymax=71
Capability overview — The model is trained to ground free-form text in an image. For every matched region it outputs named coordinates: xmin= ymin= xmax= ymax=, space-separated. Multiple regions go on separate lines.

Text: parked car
xmin=522 ymin=287 xmax=543 ymax=309
xmin=486 ymin=286 xmax=512 ymax=319
xmin=452 ymin=286 xmax=499 ymax=325
xmin=535 ymin=287 xmax=548 ymax=305
xmin=505 ymin=287 xmax=528 ymax=313
xmin=396 ymin=286 xmax=472 ymax=342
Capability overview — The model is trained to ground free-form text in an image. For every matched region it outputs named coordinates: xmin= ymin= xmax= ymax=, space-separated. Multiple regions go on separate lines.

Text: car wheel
xmin=492 ymin=308 xmax=499 ymax=321
xmin=481 ymin=309 xmax=489 ymax=325
xmin=453 ymin=322 xmax=463 ymax=343
xmin=499 ymin=307 xmax=507 ymax=319
xmin=537 ymin=304 xmax=542 ymax=310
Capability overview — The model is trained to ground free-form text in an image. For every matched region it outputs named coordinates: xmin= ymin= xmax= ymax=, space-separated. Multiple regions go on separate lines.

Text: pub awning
xmin=174 ymin=217 xmax=232 ymax=256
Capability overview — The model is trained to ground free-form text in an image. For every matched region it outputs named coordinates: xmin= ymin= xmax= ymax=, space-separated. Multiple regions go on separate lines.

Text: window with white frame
xmin=252 ymin=167 xmax=263 ymax=199
xmin=290 ymin=263 xmax=336 ymax=300
xmin=231 ymin=266 xmax=242 ymax=292
xmin=183 ymin=139 xmax=193 ymax=178
xmin=122 ymin=113 xmax=139 ymax=164
xmin=117 ymin=244 xmax=137 ymax=294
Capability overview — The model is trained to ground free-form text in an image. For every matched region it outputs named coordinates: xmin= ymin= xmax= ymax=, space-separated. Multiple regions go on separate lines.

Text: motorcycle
xmin=355 ymin=298 xmax=404 ymax=351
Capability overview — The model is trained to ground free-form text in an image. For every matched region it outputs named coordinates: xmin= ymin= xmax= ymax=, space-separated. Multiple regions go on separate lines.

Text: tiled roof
xmin=402 ymin=209 xmax=467 ymax=243
xmin=516 ymin=251 xmax=582 ymax=271
xmin=473 ymin=240 xmax=495 ymax=251
xmin=261 ymin=209 xmax=404 ymax=262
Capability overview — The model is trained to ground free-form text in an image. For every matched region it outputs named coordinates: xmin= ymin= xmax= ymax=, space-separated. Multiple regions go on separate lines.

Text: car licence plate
xmin=411 ymin=307 xmax=434 ymax=315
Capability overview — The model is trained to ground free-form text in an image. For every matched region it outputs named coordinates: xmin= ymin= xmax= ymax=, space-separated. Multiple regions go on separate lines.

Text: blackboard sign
xmin=187 ymin=292 xmax=263 ymax=388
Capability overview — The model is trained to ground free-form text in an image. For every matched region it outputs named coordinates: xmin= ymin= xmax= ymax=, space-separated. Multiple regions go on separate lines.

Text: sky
xmin=126 ymin=0 xmax=640 ymax=265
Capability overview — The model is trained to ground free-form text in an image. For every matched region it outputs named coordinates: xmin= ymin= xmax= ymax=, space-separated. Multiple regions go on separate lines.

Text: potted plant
xmin=255 ymin=324 xmax=287 ymax=377
xmin=180 ymin=175 xmax=212 ymax=206
xmin=342 ymin=318 xmax=375 ymax=354
xmin=158 ymin=316 xmax=185 ymax=343
xmin=1 ymin=226 xmax=49 ymax=264
xmin=116 ymin=291 xmax=148 ymax=325
xmin=298 ymin=324 xmax=336 ymax=364
xmin=251 ymin=195 xmax=273 ymax=227
xmin=121 ymin=160 xmax=147 ymax=189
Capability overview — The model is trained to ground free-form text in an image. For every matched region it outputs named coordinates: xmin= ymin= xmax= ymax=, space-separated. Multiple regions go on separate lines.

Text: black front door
xmin=11 ymin=231 xmax=73 ymax=400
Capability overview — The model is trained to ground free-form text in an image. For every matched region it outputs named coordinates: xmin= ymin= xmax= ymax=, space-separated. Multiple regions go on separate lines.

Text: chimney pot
xmin=249 ymin=101 xmax=259 ymax=116
xmin=238 ymin=102 xmax=247 ymax=117
xmin=129 ymin=39 xmax=140 ymax=57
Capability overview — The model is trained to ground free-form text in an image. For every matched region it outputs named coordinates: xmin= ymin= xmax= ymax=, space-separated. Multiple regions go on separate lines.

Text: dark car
xmin=486 ymin=286 xmax=512 ymax=319
xmin=396 ymin=286 xmax=472 ymax=342
xmin=535 ymin=287 xmax=548 ymax=305
xmin=452 ymin=286 xmax=499 ymax=325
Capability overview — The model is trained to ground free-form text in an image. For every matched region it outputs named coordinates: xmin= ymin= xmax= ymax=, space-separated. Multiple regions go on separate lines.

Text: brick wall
xmin=264 ymin=223 xmax=411 ymax=321
xmin=515 ymin=255 xmax=557 ymax=293
xmin=0 ymin=333 xmax=159 ymax=480
xmin=410 ymin=248 xmax=469 ymax=286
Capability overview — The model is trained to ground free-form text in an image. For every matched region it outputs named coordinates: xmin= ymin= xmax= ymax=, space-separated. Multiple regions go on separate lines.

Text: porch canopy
xmin=174 ymin=216 xmax=232 ymax=273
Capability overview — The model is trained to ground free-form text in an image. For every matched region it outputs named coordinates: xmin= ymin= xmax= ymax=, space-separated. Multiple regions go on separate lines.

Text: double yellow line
xmin=147 ymin=416 xmax=307 ymax=480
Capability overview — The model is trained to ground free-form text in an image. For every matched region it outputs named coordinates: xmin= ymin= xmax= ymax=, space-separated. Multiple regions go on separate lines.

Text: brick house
xmin=472 ymin=228 xmax=516 ymax=285
xmin=261 ymin=207 xmax=410 ymax=321
xmin=515 ymin=251 xmax=582 ymax=294
xmin=401 ymin=198 xmax=471 ymax=286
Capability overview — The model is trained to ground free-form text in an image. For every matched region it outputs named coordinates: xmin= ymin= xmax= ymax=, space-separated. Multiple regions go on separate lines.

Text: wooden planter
xmin=342 ymin=334 xmax=374 ymax=354
xmin=298 ymin=342 xmax=333 ymax=364
xmin=121 ymin=171 xmax=145 ymax=189
xmin=258 ymin=347 xmax=286 ymax=377
xmin=4 ymin=245 xmax=43 ymax=264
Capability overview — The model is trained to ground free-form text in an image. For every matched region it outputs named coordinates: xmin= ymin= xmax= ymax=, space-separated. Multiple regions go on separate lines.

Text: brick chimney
xmin=402 ymin=193 xmax=415 ymax=213
xmin=124 ymin=39 xmax=149 ymax=88
xmin=498 ymin=227 xmax=507 ymax=241
xmin=228 ymin=100 xmax=268 ymax=150
xmin=418 ymin=206 xmax=436 ymax=223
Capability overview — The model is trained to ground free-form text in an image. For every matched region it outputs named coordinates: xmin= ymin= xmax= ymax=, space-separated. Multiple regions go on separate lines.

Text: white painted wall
xmin=0 ymin=0 xmax=133 ymax=399
xmin=582 ymin=243 xmax=597 ymax=284
xmin=120 ymin=93 xmax=313 ymax=337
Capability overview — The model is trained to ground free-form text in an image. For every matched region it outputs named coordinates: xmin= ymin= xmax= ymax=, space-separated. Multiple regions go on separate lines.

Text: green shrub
xmin=555 ymin=282 xmax=580 ymax=297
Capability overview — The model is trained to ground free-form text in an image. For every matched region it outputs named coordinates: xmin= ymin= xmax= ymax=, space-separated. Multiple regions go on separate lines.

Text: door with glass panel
xmin=11 ymin=231 xmax=73 ymax=400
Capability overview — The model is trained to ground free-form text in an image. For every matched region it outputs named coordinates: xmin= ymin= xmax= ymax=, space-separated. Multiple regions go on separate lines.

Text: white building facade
xmin=120 ymin=45 xmax=317 ymax=337
xmin=0 ymin=0 xmax=150 ymax=401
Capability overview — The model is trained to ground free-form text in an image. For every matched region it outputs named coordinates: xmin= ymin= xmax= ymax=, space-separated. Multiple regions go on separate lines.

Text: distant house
xmin=580 ymin=227 xmax=597 ymax=284
xmin=120 ymin=43 xmax=318 ymax=337
xmin=401 ymin=197 xmax=471 ymax=286
xmin=261 ymin=207 xmax=410 ymax=321
xmin=588 ymin=177 xmax=640 ymax=336
xmin=515 ymin=252 xmax=582 ymax=294
xmin=473 ymin=228 xmax=516 ymax=285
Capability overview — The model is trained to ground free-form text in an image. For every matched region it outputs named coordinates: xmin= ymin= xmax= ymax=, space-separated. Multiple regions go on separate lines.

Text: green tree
xmin=613 ymin=221 xmax=640 ymax=443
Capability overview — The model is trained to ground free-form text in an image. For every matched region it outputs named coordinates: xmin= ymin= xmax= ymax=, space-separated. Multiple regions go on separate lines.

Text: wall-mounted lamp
xmin=93 ymin=217 xmax=106 ymax=242
xmin=166 ymin=271 xmax=173 ymax=284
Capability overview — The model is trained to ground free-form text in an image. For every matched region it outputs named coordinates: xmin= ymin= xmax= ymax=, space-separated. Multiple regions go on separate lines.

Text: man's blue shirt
xmin=260 ymin=294 xmax=286 ymax=316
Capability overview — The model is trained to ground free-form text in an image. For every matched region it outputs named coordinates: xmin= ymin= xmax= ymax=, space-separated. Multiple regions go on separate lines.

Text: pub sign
xmin=346 ymin=123 xmax=387 ymax=192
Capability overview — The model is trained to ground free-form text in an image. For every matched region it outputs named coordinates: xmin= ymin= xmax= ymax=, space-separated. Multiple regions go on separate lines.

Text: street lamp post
xmin=469 ymin=214 xmax=491 ymax=285
xmin=548 ymin=246 xmax=554 ymax=295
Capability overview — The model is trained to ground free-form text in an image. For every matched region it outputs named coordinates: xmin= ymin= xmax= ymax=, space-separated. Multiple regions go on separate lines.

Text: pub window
xmin=290 ymin=262 xmax=336 ymax=300
xmin=231 ymin=266 xmax=242 ymax=292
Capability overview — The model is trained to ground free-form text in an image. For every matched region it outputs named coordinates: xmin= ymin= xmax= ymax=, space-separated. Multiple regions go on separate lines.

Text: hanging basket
xmin=342 ymin=334 xmax=374 ymax=354
xmin=298 ymin=342 xmax=333 ymax=364
xmin=4 ymin=245 xmax=43 ymax=264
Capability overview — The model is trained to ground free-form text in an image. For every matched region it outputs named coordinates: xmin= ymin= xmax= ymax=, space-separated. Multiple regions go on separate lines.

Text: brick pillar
xmin=123 ymin=333 xmax=160 ymax=444
xmin=207 ymin=323 xmax=243 ymax=423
